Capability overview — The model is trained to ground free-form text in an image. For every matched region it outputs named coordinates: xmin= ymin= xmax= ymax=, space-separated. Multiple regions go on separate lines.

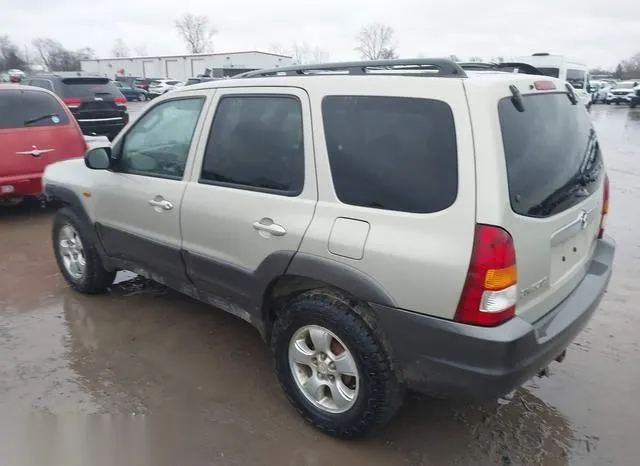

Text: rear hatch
xmin=0 ymin=88 xmax=86 ymax=178
xmin=60 ymin=77 xmax=127 ymax=121
xmin=499 ymin=86 xmax=605 ymax=323
xmin=466 ymin=76 xmax=606 ymax=324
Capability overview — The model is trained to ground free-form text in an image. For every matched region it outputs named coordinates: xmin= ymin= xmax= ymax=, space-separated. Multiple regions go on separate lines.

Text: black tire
xmin=138 ymin=93 xmax=146 ymax=102
xmin=615 ymin=101 xmax=620 ymax=106
xmin=271 ymin=289 xmax=404 ymax=438
xmin=52 ymin=207 xmax=116 ymax=294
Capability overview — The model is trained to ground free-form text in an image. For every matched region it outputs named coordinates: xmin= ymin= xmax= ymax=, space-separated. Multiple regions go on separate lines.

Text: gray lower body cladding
xmin=370 ymin=237 xmax=615 ymax=399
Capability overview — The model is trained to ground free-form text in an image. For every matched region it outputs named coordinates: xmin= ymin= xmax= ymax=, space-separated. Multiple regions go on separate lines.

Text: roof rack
xmin=234 ymin=59 xmax=468 ymax=79
xmin=457 ymin=62 xmax=545 ymax=76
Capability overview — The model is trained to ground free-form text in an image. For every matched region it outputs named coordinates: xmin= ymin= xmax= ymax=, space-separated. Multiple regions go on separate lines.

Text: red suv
xmin=0 ymin=85 xmax=87 ymax=206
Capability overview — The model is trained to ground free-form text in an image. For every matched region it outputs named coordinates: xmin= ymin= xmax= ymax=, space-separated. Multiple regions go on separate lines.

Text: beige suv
xmin=43 ymin=59 xmax=615 ymax=438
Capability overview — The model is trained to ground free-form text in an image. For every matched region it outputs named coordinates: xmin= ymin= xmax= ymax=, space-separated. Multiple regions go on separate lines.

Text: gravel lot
xmin=0 ymin=104 xmax=638 ymax=465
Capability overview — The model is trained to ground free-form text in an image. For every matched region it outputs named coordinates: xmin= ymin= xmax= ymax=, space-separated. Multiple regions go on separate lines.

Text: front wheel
xmin=53 ymin=207 xmax=116 ymax=294
xmin=271 ymin=290 xmax=404 ymax=438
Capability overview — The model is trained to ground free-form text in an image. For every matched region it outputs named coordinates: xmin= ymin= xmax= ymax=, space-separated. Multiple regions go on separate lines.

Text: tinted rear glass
xmin=0 ymin=89 xmax=69 ymax=129
xmin=61 ymin=78 xmax=118 ymax=99
xmin=322 ymin=96 xmax=458 ymax=214
xmin=499 ymin=92 xmax=603 ymax=218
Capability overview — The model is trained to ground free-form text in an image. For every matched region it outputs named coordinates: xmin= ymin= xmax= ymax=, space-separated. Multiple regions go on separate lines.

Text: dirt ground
xmin=1 ymin=104 xmax=639 ymax=466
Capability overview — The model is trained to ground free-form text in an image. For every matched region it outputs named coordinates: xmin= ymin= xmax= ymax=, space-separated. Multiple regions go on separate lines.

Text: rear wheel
xmin=271 ymin=290 xmax=404 ymax=438
xmin=138 ymin=93 xmax=147 ymax=102
xmin=53 ymin=207 xmax=116 ymax=294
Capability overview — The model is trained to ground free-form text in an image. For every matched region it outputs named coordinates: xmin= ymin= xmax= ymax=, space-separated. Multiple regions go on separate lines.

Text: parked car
xmin=132 ymin=78 xmax=161 ymax=92
xmin=591 ymin=81 xmax=611 ymax=104
xmin=631 ymin=87 xmax=640 ymax=109
xmin=0 ymin=85 xmax=87 ymax=206
xmin=606 ymin=81 xmax=639 ymax=105
xmin=148 ymin=79 xmax=182 ymax=97
xmin=22 ymin=74 xmax=130 ymax=140
xmin=168 ymin=81 xmax=186 ymax=92
xmin=43 ymin=59 xmax=614 ymax=438
xmin=183 ymin=76 xmax=216 ymax=87
xmin=115 ymin=81 xmax=149 ymax=101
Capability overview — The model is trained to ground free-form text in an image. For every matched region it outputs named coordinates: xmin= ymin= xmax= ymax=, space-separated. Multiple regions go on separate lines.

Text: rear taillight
xmin=534 ymin=80 xmax=557 ymax=91
xmin=62 ymin=98 xmax=81 ymax=108
xmin=455 ymin=225 xmax=518 ymax=327
xmin=598 ymin=174 xmax=610 ymax=239
xmin=114 ymin=96 xmax=127 ymax=106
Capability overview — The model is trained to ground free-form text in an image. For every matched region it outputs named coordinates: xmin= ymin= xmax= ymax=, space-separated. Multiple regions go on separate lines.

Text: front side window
xmin=119 ymin=97 xmax=204 ymax=179
xmin=322 ymin=96 xmax=458 ymax=214
xmin=200 ymin=95 xmax=304 ymax=195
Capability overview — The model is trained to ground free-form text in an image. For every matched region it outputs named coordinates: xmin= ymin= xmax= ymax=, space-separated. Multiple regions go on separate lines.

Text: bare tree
xmin=290 ymin=42 xmax=328 ymax=64
xmin=0 ymin=35 xmax=27 ymax=71
xmin=32 ymin=37 xmax=94 ymax=71
xmin=355 ymin=22 xmax=397 ymax=60
xmin=111 ymin=38 xmax=129 ymax=58
xmin=175 ymin=13 xmax=217 ymax=53
xmin=133 ymin=44 xmax=148 ymax=56
xmin=270 ymin=42 xmax=328 ymax=65
xmin=449 ymin=54 xmax=460 ymax=62
xmin=468 ymin=56 xmax=483 ymax=63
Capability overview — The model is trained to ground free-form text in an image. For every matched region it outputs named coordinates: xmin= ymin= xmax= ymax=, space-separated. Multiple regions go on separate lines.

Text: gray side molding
xmin=286 ymin=253 xmax=397 ymax=308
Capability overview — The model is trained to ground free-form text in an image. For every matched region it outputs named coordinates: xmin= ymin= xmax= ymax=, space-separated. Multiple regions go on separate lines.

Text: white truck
xmin=512 ymin=53 xmax=592 ymax=108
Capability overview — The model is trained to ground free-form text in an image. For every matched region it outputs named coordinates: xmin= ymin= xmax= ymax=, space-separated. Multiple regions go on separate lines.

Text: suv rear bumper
xmin=77 ymin=117 xmax=128 ymax=139
xmin=370 ymin=236 xmax=615 ymax=399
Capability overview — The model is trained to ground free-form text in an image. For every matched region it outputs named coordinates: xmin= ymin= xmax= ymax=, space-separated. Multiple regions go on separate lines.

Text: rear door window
xmin=61 ymin=78 xmax=119 ymax=99
xmin=321 ymin=96 xmax=458 ymax=214
xmin=201 ymin=95 xmax=305 ymax=195
xmin=499 ymin=92 xmax=603 ymax=218
xmin=0 ymin=89 xmax=69 ymax=129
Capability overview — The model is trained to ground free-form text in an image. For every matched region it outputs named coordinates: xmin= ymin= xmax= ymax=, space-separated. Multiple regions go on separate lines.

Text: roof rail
xmin=458 ymin=61 xmax=546 ymax=76
xmin=234 ymin=59 xmax=468 ymax=79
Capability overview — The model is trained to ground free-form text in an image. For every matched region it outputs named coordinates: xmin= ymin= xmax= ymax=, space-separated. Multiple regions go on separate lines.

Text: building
xmin=80 ymin=51 xmax=293 ymax=81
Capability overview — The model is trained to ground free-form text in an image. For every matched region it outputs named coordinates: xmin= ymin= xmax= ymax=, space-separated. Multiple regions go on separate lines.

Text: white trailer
xmin=81 ymin=51 xmax=293 ymax=81
xmin=512 ymin=53 xmax=593 ymax=108
xmin=512 ymin=53 xmax=591 ymax=90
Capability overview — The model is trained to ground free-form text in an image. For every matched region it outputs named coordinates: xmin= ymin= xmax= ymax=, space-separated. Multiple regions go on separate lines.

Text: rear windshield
xmin=0 ymin=89 xmax=70 ymax=129
xmin=186 ymin=78 xmax=200 ymax=86
xmin=499 ymin=92 xmax=603 ymax=218
xmin=61 ymin=78 xmax=119 ymax=99
xmin=322 ymin=96 xmax=458 ymax=214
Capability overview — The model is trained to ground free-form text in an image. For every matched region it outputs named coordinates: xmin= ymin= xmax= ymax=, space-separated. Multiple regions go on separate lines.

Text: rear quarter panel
xmin=298 ymin=77 xmax=477 ymax=319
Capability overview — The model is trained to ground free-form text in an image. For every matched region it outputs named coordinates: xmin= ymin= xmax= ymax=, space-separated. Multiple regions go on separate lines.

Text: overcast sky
xmin=1 ymin=0 xmax=639 ymax=68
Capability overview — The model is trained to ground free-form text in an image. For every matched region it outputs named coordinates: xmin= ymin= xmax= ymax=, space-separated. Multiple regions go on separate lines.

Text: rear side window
xmin=322 ymin=96 xmax=458 ymax=214
xmin=0 ymin=89 xmax=69 ymax=129
xmin=61 ymin=78 xmax=118 ymax=99
xmin=499 ymin=92 xmax=603 ymax=218
xmin=201 ymin=95 xmax=304 ymax=195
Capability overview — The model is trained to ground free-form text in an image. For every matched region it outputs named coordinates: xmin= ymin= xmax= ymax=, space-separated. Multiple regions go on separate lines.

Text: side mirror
xmin=85 ymin=147 xmax=111 ymax=170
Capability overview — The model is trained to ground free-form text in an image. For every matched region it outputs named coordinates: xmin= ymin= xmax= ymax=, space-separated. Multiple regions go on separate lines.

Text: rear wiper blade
xmin=24 ymin=113 xmax=59 ymax=125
